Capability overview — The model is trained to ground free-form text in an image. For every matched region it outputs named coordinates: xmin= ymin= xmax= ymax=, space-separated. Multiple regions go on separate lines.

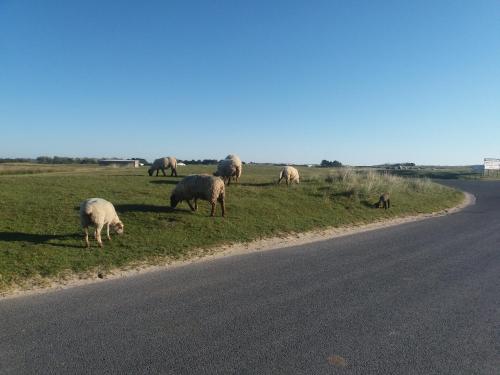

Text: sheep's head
xmin=113 ymin=221 xmax=124 ymax=234
xmin=147 ymin=168 xmax=154 ymax=176
xmin=170 ymin=193 xmax=179 ymax=208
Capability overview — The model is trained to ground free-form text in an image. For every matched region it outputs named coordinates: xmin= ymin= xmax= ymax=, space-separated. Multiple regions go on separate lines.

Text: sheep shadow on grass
xmin=240 ymin=182 xmax=276 ymax=187
xmin=149 ymin=180 xmax=179 ymax=185
xmin=114 ymin=204 xmax=173 ymax=213
xmin=0 ymin=232 xmax=80 ymax=248
xmin=361 ymin=200 xmax=376 ymax=208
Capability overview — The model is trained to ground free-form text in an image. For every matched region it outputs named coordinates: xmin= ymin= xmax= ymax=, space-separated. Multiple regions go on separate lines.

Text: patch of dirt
xmin=1 ymin=192 xmax=475 ymax=299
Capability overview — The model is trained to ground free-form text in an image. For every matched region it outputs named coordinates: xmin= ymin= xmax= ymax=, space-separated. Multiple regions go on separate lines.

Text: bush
xmin=320 ymin=160 xmax=343 ymax=168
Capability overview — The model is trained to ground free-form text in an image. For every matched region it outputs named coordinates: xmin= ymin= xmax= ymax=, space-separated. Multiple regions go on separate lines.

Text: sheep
xmin=170 ymin=174 xmax=226 ymax=217
xmin=79 ymin=198 xmax=124 ymax=248
xmin=214 ymin=158 xmax=240 ymax=185
xmin=148 ymin=156 xmax=178 ymax=177
xmin=278 ymin=166 xmax=300 ymax=185
xmin=376 ymin=193 xmax=391 ymax=209
xmin=225 ymin=154 xmax=242 ymax=182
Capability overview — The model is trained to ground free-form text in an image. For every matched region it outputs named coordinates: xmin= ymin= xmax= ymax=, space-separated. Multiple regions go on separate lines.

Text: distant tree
xmin=320 ymin=160 xmax=343 ymax=168
xmin=0 ymin=158 xmax=34 ymax=163
xmin=52 ymin=156 xmax=73 ymax=164
xmin=36 ymin=156 xmax=52 ymax=164
xmin=79 ymin=158 xmax=98 ymax=164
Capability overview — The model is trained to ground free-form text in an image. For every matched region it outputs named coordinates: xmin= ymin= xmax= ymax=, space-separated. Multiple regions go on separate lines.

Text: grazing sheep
xmin=148 ymin=156 xmax=178 ymax=177
xmin=170 ymin=174 xmax=226 ymax=217
xmin=225 ymin=154 xmax=242 ymax=182
xmin=80 ymin=198 xmax=124 ymax=248
xmin=214 ymin=158 xmax=239 ymax=185
xmin=278 ymin=166 xmax=300 ymax=185
xmin=376 ymin=193 xmax=391 ymax=209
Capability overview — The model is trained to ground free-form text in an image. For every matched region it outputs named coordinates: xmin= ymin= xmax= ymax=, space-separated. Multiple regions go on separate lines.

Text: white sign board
xmin=484 ymin=158 xmax=500 ymax=170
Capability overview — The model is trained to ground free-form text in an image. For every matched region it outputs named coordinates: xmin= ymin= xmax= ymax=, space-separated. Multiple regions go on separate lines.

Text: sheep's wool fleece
xmin=282 ymin=166 xmax=300 ymax=181
xmin=152 ymin=156 xmax=176 ymax=169
xmin=80 ymin=198 xmax=119 ymax=226
xmin=225 ymin=154 xmax=242 ymax=177
xmin=173 ymin=174 xmax=225 ymax=203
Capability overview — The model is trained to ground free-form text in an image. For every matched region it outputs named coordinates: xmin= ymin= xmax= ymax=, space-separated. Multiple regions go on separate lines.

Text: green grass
xmin=0 ymin=164 xmax=464 ymax=293
xmin=385 ymin=165 xmax=489 ymax=180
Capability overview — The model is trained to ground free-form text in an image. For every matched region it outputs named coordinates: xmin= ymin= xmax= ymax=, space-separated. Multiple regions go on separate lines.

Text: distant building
xmin=98 ymin=159 xmax=139 ymax=168
xmin=483 ymin=158 xmax=500 ymax=175
xmin=484 ymin=158 xmax=500 ymax=170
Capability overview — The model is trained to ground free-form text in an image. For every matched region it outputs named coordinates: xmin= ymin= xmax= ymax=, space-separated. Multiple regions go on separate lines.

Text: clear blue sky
xmin=1 ymin=0 xmax=499 ymax=165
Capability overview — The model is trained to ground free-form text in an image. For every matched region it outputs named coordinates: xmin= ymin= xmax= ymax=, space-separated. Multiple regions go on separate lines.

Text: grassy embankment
xmin=387 ymin=165 xmax=497 ymax=180
xmin=0 ymin=164 xmax=464 ymax=293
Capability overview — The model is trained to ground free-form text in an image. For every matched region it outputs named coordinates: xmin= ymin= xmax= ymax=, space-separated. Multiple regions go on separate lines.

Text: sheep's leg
xmin=227 ymin=177 xmax=231 ymax=186
xmin=106 ymin=223 xmax=112 ymax=241
xmin=84 ymin=227 xmax=90 ymax=248
xmin=194 ymin=199 xmax=198 ymax=211
xmin=387 ymin=199 xmax=391 ymax=209
xmin=218 ymin=197 xmax=225 ymax=217
xmin=210 ymin=202 xmax=216 ymax=217
xmin=187 ymin=200 xmax=196 ymax=211
xmin=96 ymin=224 xmax=104 ymax=248
xmin=161 ymin=168 xmax=167 ymax=177
xmin=156 ymin=169 xmax=159 ymax=176
xmin=171 ymin=168 xmax=177 ymax=177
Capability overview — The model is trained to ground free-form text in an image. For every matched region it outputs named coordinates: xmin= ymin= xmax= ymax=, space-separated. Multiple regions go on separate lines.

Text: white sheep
xmin=225 ymin=154 xmax=242 ymax=182
xmin=214 ymin=159 xmax=238 ymax=185
xmin=170 ymin=174 xmax=226 ymax=216
xmin=278 ymin=166 xmax=300 ymax=185
xmin=214 ymin=154 xmax=242 ymax=185
xmin=148 ymin=156 xmax=178 ymax=177
xmin=80 ymin=198 xmax=124 ymax=248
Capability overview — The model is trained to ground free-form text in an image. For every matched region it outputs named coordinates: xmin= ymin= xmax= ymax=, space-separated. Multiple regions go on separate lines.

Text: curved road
xmin=1 ymin=180 xmax=499 ymax=374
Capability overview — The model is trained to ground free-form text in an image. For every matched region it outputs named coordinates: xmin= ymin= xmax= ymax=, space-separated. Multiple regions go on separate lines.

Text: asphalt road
xmin=1 ymin=180 xmax=499 ymax=374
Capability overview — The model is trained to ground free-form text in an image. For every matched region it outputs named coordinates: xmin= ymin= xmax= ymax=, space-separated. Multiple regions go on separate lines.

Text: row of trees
xmin=0 ymin=156 xmax=345 ymax=167
xmin=0 ymin=156 xmax=120 ymax=164
xmin=36 ymin=156 xmax=99 ymax=164
xmin=178 ymin=159 xmax=219 ymax=165
xmin=320 ymin=159 xmax=343 ymax=168
xmin=0 ymin=157 xmax=220 ymax=165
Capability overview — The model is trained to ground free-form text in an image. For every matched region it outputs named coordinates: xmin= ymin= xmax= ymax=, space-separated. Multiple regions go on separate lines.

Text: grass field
xmin=0 ymin=164 xmax=464 ymax=293
xmin=387 ymin=166 xmax=483 ymax=180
